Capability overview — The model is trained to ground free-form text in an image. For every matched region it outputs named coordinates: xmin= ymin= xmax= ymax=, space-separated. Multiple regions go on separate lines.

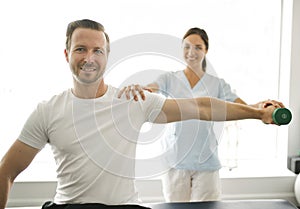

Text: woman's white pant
xmin=162 ymin=168 xmax=221 ymax=202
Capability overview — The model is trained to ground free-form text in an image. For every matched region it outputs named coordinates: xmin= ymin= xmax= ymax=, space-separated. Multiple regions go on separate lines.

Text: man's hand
xmin=253 ymin=99 xmax=285 ymax=109
xmin=261 ymin=104 xmax=277 ymax=124
xmin=117 ymin=84 xmax=152 ymax=101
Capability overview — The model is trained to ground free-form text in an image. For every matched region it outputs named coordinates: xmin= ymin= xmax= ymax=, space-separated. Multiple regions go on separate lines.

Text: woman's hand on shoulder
xmin=117 ymin=84 xmax=153 ymax=101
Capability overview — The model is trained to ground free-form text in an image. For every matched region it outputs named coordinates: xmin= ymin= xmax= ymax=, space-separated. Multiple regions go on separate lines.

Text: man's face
xmin=65 ymin=28 xmax=108 ymax=85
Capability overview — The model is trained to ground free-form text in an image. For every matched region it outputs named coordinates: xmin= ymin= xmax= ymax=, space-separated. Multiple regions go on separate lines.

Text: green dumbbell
xmin=272 ymin=108 xmax=292 ymax=125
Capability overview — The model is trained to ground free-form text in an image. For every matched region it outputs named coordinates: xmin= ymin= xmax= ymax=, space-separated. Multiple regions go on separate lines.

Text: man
xmin=0 ymin=19 xmax=281 ymax=209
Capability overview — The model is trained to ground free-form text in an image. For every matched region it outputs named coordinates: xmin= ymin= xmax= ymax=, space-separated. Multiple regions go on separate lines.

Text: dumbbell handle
xmin=272 ymin=108 xmax=292 ymax=125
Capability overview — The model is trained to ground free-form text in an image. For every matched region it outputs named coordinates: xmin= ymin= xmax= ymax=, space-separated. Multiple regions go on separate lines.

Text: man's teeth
xmin=81 ymin=68 xmax=95 ymax=72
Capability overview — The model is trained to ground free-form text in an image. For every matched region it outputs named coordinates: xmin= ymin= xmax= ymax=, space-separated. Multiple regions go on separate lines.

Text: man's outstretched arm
xmin=154 ymin=97 xmax=277 ymax=124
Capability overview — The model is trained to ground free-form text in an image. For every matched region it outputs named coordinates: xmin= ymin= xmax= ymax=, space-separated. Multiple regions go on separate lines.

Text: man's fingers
xmin=263 ymin=99 xmax=285 ymax=108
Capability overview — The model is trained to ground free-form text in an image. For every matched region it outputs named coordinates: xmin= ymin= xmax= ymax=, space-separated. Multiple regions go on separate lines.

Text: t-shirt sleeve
xmin=154 ymin=72 xmax=170 ymax=97
xmin=18 ymin=103 xmax=49 ymax=150
xmin=142 ymin=91 xmax=166 ymax=122
xmin=218 ymin=78 xmax=239 ymax=102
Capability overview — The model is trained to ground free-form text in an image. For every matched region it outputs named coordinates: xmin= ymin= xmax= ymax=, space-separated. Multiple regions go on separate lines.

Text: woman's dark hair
xmin=183 ymin=27 xmax=209 ymax=71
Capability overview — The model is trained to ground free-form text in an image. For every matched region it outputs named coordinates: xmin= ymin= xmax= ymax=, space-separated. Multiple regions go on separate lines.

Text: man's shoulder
xmin=144 ymin=90 xmax=165 ymax=100
xmin=143 ymin=91 xmax=166 ymax=110
xmin=39 ymin=89 xmax=70 ymax=107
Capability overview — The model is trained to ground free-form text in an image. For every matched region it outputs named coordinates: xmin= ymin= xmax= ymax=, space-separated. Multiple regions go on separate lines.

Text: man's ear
xmin=64 ymin=49 xmax=69 ymax=62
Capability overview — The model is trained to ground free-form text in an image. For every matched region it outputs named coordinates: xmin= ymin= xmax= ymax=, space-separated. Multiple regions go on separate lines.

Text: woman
xmin=152 ymin=28 xmax=248 ymax=202
xmin=120 ymin=28 xmax=261 ymax=202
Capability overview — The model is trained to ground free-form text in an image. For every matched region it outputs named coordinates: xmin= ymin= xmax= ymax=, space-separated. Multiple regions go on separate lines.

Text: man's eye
xmin=95 ymin=49 xmax=105 ymax=55
xmin=75 ymin=48 xmax=85 ymax=52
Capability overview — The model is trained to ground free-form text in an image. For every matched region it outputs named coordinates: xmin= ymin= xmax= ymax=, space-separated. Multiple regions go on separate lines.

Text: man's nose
xmin=84 ymin=51 xmax=96 ymax=62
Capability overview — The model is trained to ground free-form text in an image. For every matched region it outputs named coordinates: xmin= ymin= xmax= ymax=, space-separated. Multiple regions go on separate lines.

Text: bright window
xmin=0 ymin=0 xmax=286 ymax=181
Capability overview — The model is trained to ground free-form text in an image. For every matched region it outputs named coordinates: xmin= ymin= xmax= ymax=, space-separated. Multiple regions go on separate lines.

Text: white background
xmin=0 ymin=0 xmax=289 ymax=181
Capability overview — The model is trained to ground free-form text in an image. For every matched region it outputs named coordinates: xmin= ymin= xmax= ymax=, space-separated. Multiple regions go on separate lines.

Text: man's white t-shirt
xmin=18 ymin=85 xmax=166 ymax=204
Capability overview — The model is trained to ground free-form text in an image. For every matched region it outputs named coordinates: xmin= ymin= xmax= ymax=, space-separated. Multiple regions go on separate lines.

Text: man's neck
xmin=72 ymin=79 xmax=108 ymax=99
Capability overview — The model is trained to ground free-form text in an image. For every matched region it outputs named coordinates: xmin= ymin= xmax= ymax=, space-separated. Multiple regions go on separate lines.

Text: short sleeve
xmin=218 ymin=78 xmax=239 ymax=102
xmin=18 ymin=103 xmax=49 ymax=150
xmin=154 ymin=72 xmax=171 ymax=97
xmin=142 ymin=91 xmax=166 ymax=122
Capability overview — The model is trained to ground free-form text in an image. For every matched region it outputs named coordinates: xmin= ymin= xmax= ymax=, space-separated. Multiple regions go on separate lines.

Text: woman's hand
xmin=117 ymin=84 xmax=152 ymax=101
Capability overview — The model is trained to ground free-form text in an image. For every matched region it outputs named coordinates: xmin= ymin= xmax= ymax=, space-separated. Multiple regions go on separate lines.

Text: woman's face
xmin=182 ymin=34 xmax=207 ymax=68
